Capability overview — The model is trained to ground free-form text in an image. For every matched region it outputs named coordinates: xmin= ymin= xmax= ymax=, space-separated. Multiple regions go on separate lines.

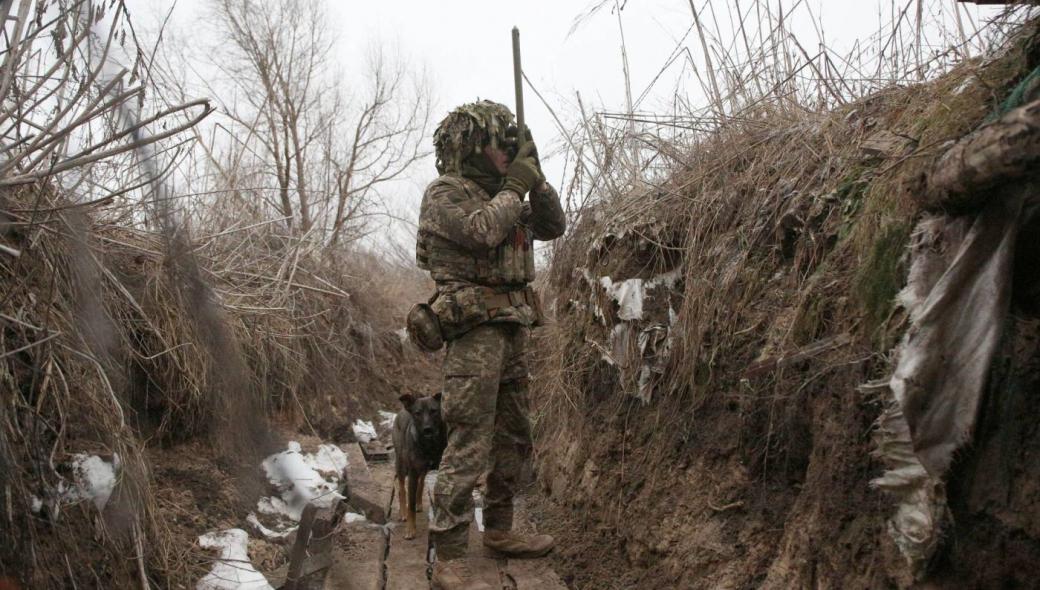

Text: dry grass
xmin=528 ymin=7 xmax=1040 ymax=587
xmin=0 ymin=178 xmax=427 ymax=585
xmin=0 ymin=2 xmax=434 ymax=587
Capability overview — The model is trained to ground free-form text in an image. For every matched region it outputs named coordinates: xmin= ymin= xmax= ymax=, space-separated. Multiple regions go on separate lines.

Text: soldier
xmin=416 ymin=100 xmax=566 ymax=590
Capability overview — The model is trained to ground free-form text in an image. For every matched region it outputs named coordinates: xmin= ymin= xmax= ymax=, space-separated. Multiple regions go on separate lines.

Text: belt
xmin=481 ymin=286 xmax=534 ymax=311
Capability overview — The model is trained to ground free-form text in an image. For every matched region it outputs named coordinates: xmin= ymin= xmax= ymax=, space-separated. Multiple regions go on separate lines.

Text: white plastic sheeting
xmin=197 ymin=528 xmax=273 ymax=590
xmin=599 ymin=269 xmax=682 ymax=322
xmin=251 ymin=441 xmax=349 ymax=538
xmin=582 ymin=268 xmax=682 ymax=403
xmin=872 ymin=185 xmax=1029 ymax=576
xmin=352 ymin=419 xmax=378 ymax=443
xmin=62 ymin=453 xmax=120 ymax=511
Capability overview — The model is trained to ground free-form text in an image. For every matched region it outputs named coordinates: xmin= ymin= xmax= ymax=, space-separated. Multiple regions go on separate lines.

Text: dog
xmin=392 ymin=392 xmax=447 ymax=539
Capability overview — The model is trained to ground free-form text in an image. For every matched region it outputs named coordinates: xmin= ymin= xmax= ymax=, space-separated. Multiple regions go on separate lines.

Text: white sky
xmin=129 ymin=0 xmax=1008 ymax=251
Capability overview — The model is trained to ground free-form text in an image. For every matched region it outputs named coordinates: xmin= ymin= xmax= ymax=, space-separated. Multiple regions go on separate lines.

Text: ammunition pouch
xmin=406 ymin=297 xmax=444 ymax=352
xmin=482 ymin=286 xmax=545 ymax=327
xmin=430 ymin=285 xmax=545 ymax=341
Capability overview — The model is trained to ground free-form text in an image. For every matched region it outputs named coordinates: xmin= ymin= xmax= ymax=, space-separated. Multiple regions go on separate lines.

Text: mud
xmin=525 ymin=24 xmax=1040 ymax=590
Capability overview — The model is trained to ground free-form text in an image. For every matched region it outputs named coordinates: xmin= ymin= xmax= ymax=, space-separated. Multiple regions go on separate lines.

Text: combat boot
xmin=431 ymin=559 xmax=495 ymax=590
xmin=482 ymin=528 xmax=555 ymax=558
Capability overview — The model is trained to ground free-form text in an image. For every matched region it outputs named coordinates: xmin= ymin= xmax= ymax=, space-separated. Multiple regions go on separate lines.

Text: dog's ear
xmin=433 ymin=392 xmax=442 ymax=402
xmin=398 ymin=393 xmax=416 ymax=410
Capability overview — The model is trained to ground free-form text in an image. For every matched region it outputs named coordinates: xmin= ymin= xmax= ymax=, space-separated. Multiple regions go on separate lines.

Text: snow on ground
xmin=352 ymin=419 xmax=378 ymax=443
xmin=472 ymin=489 xmax=485 ymax=532
xmin=344 ymin=511 xmax=367 ymax=524
xmin=246 ymin=513 xmax=294 ymax=540
xmin=197 ymin=529 xmax=272 ymax=590
xmin=251 ymin=441 xmax=349 ymax=538
xmin=378 ymin=410 xmax=397 ymax=431
xmin=58 ymin=453 xmax=120 ymax=511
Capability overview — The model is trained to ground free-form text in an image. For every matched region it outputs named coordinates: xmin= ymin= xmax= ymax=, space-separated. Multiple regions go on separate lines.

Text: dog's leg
xmin=396 ymin=475 xmax=407 ymax=522
xmin=415 ymin=469 xmax=426 ymax=512
xmin=405 ymin=472 xmax=418 ymax=540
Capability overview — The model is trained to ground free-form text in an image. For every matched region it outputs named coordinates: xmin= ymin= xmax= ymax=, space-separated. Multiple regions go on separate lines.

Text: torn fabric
xmin=873 ymin=182 xmax=1030 ymax=576
xmin=894 ymin=188 xmax=1024 ymax=475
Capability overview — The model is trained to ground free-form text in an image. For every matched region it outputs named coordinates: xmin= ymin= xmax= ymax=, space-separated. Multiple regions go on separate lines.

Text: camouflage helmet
xmin=433 ymin=100 xmax=514 ymax=174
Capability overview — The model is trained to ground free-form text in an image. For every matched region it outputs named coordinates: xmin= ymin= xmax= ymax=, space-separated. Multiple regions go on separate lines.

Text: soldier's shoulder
xmin=425 ymin=174 xmax=478 ymax=202
xmin=426 ymin=174 xmax=467 ymax=191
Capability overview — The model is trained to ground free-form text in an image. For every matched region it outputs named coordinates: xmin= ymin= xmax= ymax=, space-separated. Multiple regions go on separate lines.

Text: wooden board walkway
xmin=323 ymin=443 xmax=393 ymax=590
xmin=322 ymin=443 xmax=565 ymax=590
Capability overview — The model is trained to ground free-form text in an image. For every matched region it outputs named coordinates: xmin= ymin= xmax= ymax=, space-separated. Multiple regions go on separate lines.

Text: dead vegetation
xmin=0 ymin=1 xmax=435 ymax=587
xmin=3 ymin=0 xmax=1040 ymax=587
xmin=529 ymin=3 xmax=1040 ymax=589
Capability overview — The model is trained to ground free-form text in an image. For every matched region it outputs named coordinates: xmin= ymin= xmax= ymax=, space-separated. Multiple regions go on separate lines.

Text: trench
xmin=337 ymin=446 xmax=565 ymax=590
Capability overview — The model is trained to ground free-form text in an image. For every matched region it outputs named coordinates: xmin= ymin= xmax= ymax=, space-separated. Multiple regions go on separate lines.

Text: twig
xmin=0 ymin=242 xmax=21 ymax=257
xmin=0 ymin=100 xmax=213 ymax=186
xmin=0 ymin=330 xmax=62 ymax=360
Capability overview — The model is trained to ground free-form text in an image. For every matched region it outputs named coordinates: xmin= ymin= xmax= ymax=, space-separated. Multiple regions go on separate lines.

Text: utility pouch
xmin=406 ymin=294 xmax=444 ymax=352
xmin=526 ymin=286 xmax=546 ymax=327
xmin=431 ymin=287 xmax=489 ymax=341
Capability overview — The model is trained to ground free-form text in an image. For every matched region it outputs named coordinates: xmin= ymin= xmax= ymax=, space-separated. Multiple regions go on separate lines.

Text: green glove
xmin=505 ymin=125 xmax=542 ymax=172
xmin=501 ymin=142 xmax=543 ymax=197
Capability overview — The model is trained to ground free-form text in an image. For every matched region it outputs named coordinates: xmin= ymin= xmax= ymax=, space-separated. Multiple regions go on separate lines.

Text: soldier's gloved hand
xmin=505 ymin=125 xmax=542 ymax=174
xmin=502 ymin=142 xmax=543 ymax=198
xmin=505 ymin=125 xmax=538 ymax=158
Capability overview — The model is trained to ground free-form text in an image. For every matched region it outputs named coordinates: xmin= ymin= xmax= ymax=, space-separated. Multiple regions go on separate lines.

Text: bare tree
xmin=201 ymin=0 xmax=431 ymax=244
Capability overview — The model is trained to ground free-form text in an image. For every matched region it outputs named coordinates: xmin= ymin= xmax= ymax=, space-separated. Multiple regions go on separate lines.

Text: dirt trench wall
xmin=0 ymin=188 xmax=434 ymax=587
xmin=529 ymin=24 xmax=1040 ymax=590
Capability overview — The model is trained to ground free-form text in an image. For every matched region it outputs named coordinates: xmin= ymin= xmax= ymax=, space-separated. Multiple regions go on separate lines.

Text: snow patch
xmin=471 ymin=489 xmax=485 ymax=532
xmin=246 ymin=512 xmax=295 ymax=540
xmin=197 ymin=529 xmax=272 ymax=590
xmin=953 ymin=75 xmax=976 ymax=95
xmin=352 ymin=420 xmax=377 ymax=443
xmin=344 ymin=512 xmax=367 ymax=524
xmin=378 ymin=411 xmax=397 ymax=431
xmin=256 ymin=442 xmax=348 ymax=531
xmin=62 ymin=454 xmax=120 ymax=510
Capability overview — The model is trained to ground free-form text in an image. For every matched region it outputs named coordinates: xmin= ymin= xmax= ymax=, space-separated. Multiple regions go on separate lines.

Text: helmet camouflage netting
xmin=433 ymin=100 xmax=514 ymax=174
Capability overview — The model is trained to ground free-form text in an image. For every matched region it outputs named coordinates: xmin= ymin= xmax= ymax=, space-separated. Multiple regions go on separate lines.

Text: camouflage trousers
xmin=430 ymin=322 xmax=533 ymax=560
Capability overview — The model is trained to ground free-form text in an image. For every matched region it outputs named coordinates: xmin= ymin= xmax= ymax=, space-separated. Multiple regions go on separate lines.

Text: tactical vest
xmin=416 ymin=176 xmax=536 ymax=286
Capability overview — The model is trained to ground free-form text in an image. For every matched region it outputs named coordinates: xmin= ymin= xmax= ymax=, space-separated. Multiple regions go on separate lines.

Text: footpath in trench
xmin=284 ymin=440 xmax=566 ymax=589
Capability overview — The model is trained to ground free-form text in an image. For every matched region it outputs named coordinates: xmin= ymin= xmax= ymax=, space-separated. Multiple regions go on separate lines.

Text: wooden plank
xmin=462 ymin=490 xmax=507 ymax=586
xmin=860 ymin=129 xmax=914 ymax=158
xmin=324 ymin=524 xmax=385 ymax=590
xmin=386 ymin=509 xmax=432 ymax=590
xmin=505 ymin=559 xmax=567 ymax=590
xmin=282 ymin=504 xmax=318 ymax=589
xmin=323 ymin=445 xmax=395 ymax=590
xmin=361 ymin=440 xmax=392 ymax=463
xmin=344 ymin=443 xmax=387 ymax=524
xmin=385 ymin=472 xmax=439 ymax=589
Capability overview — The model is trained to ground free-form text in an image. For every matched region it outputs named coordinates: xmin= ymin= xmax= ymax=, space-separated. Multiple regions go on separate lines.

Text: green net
xmin=990 ymin=63 xmax=1040 ymax=120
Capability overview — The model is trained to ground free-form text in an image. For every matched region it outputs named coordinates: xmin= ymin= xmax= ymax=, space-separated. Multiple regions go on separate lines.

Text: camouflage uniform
xmin=416 ymin=101 xmax=566 ymax=559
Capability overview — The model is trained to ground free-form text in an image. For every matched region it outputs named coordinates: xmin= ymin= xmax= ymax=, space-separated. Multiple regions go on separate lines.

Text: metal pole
xmin=511 ymin=26 xmax=525 ymax=135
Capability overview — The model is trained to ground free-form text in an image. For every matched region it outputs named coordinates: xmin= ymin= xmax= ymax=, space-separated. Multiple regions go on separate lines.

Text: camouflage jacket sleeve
xmin=420 ymin=176 xmax=523 ymax=250
xmin=528 ymin=182 xmax=567 ymax=240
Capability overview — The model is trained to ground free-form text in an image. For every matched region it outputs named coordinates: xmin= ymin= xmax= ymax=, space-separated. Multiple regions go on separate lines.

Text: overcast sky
xmin=130 ymin=0 xmax=1006 ymax=251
